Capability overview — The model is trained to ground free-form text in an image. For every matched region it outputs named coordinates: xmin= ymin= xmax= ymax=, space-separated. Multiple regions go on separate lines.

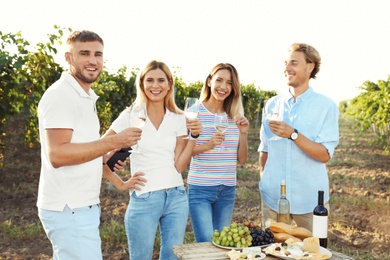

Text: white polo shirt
xmin=110 ymin=107 xmax=187 ymax=195
xmin=37 ymin=72 xmax=102 ymax=211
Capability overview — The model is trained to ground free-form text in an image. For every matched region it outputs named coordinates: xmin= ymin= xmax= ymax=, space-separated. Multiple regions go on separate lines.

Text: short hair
xmin=288 ymin=43 xmax=321 ymax=79
xmin=66 ymin=30 xmax=104 ymax=47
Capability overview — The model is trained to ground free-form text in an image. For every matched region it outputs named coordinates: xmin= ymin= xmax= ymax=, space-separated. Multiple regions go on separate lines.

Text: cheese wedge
xmin=303 ymin=237 xmax=321 ymax=254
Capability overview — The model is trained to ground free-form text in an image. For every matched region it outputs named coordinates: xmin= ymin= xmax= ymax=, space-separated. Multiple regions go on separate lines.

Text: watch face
xmin=291 ymin=132 xmax=298 ymax=140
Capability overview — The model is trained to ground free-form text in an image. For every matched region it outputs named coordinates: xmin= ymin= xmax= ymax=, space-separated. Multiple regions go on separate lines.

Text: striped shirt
xmin=187 ymin=103 xmax=239 ymax=186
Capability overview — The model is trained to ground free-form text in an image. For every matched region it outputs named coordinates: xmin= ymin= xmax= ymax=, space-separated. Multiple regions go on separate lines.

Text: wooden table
xmin=173 ymin=242 xmax=355 ymax=260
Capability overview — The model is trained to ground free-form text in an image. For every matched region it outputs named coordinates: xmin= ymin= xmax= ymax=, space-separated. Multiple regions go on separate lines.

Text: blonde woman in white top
xmin=103 ymin=60 xmax=202 ymax=260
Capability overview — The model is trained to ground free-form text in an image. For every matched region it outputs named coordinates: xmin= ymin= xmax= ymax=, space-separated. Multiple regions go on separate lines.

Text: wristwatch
xmin=289 ymin=128 xmax=298 ymax=141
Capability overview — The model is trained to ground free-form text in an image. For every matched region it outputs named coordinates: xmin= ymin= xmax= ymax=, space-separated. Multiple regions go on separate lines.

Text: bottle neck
xmin=318 ymin=190 xmax=324 ymax=205
xmin=280 ymin=184 xmax=286 ymax=198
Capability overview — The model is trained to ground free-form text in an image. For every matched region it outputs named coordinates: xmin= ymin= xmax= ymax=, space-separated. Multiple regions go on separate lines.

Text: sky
xmin=1 ymin=0 xmax=389 ymax=104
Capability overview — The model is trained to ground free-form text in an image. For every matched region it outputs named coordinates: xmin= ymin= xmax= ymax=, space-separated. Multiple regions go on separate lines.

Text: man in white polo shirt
xmin=37 ymin=30 xmax=141 ymax=259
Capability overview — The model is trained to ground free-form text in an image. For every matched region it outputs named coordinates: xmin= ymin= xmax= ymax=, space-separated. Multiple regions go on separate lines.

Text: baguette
xmin=291 ymin=227 xmax=313 ymax=239
xmin=273 ymin=232 xmax=302 ymax=243
xmin=269 ymin=222 xmax=312 ymax=239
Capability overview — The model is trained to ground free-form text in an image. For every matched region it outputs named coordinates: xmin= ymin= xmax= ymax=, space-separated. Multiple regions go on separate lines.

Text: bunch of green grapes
xmin=211 ymin=223 xmax=253 ymax=248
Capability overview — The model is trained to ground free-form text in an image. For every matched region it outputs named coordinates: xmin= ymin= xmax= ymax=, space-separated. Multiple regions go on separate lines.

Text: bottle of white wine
xmin=313 ymin=190 xmax=328 ymax=248
xmin=276 ymin=180 xmax=291 ymax=224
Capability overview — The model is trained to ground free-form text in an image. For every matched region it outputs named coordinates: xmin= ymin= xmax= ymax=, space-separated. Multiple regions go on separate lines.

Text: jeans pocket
xmin=132 ymin=191 xmax=152 ymax=200
xmin=176 ymin=185 xmax=186 ymax=195
xmin=38 ymin=208 xmax=58 ymax=225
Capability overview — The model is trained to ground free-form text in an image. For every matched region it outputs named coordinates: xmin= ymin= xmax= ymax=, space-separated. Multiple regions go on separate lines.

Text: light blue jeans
xmin=188 ymin=184 xmax=236 ymax=242
xmin=125 ymin=185 xmax=188 ymax=260
xmin=38 ymin=204 xmax=102 ymax=260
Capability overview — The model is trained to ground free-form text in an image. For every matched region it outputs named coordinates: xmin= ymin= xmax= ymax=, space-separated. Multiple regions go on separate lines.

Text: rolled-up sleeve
xmin=315 ymin=100 xmax=339 ymax=158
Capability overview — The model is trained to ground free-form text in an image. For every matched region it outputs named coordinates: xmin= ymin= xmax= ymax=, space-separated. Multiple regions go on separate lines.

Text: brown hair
xmin=288 ymin=43 xmax=321 ymax=79
xmin=66 ymin=30 xmax=104 ymax=46
xmin=199 ymin=63 xmax=244 ymax=118
xmin=135 ymin=60 xmax=182 ymax=113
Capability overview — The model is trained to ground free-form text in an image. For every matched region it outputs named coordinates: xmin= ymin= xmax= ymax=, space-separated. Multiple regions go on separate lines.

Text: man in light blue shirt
xmin=258 ymin=43 xmax=339 ymax=232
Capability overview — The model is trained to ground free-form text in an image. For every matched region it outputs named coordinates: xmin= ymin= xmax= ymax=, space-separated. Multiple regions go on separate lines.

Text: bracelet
xmin=188 ymin=133 xmax=199 ymax=140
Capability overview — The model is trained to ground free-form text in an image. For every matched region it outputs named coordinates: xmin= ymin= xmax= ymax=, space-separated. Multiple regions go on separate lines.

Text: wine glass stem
xmin=219 ymin=134 xmax=226 ymax=151
xmin=131 ymin=143 xmax=140 ymax=153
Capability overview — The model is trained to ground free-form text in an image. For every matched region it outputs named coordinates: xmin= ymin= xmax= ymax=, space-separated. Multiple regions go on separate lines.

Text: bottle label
xmin=312 ymin=215 xmax=328 ymax=238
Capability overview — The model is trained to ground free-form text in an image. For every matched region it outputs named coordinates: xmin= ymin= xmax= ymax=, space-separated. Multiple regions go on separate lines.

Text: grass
xmin=100 ymin=219 xmax=127 ymax=247
xmin=331 ymin=193 xmax=381 ymax=212
xmin=1 ymin=116 xmax=388 ymax=259
xmin=100 ymin=120 xmax=389 ymax=260
xmin=330 ymin=173 xmax=380 ymax=190
xmin=236 ymin=186 xmax=260 ymax=201
xmin=0 ymin=220 xmax=43 ymax=240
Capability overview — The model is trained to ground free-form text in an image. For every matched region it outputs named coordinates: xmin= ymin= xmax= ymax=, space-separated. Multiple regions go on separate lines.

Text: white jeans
xmin=38 ymin=204 xmax=102 ymax=260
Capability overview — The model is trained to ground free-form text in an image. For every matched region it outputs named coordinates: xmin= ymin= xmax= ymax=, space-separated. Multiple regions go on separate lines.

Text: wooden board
xmin=173 ymin=242 xmax=355 ymax=260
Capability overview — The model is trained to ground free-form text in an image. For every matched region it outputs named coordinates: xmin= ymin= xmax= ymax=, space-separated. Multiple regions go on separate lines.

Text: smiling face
xmin=207 ymin=68 xmax=232 ymax=103
xmin=142 ymin=68 xmax=171 ymax=103
xmin=284 ymin=51 xmax=314 ymax=89
xmin=65 ymin=40 xmax=104 ymax=89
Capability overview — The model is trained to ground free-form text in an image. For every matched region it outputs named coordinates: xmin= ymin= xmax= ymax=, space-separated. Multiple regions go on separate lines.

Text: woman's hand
xmin=103 ymin=149 xmax=119 ymax=165
xmin=112 ymin=159 xmax=127 ymax=172
xmin=103 ymin=149 xmax=129 ymax=172
xmin=234 ymin=115 xmax=249 ymax=134
xmin=186 ymin=118 xmax=202 ymax=137
xmin=208 ymin=132 xmax=224 ymax=148
xmin=119 ymin=172 xmax=147 ymax=191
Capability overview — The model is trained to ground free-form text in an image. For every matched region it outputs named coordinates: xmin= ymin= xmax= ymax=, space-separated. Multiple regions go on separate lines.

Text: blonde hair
xmin=199 ymin=63 xmax=243 ymax=118
xmin=288 ymin=43 xmax=321 ymax=79
xmin=134 ymin=60 xmax=182 ymax=113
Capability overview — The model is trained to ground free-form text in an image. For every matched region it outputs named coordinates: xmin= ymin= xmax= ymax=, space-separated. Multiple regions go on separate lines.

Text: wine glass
xmin=129 ymin=103 xmax=147 ymax=153
xmin=214 ymin=112 xmax=229 ymax=151
xmin=183 ymin=97 xmax=199 ymax=139
xmin=265 ymin=99 xmax=283 ymax=140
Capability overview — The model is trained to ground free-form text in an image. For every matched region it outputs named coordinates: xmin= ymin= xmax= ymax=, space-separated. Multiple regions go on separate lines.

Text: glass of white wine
xmin=129 ymin=103 xmax=147 ymax=153
xmin=183 ymin=97 xmax=199 ymax=139
xmin=265 ymin=99 xmax=283 ymax=140
xmin=214 ymin=112 xmax=229 ymax=151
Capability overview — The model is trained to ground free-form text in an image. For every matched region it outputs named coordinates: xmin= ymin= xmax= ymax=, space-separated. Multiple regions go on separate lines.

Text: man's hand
xmin=113 ymin=127 xmax=142 ymax=148
xmin=268 ymin=120 xmax=294 ymax=139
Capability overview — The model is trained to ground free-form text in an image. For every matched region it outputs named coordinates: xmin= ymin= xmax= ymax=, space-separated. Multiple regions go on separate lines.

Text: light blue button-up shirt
xmin=258 ymin=87 xmax=339 ymax=214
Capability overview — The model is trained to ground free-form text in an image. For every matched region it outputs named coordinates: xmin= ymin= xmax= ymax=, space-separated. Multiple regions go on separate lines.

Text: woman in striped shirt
xmin=188 ymin=63 xmax=249 ymax=242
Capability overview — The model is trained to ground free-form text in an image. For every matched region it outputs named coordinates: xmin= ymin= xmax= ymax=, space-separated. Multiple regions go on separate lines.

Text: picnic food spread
xmin=211 ymin=221 xmax=333 ymax=260
xmin=263 ymin=237 xmax=332 ymax=259
xmin=211 ymin=222 xmax=275 ymax=248
xmin=227 ymin=247 xmax=266 ymax=260
xmin=268 ymin=221 xmax=312 ymax=242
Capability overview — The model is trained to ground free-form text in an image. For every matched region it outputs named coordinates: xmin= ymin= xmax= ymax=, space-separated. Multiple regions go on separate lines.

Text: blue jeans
xmin=38 ymin=204 xmax=102 ymax=260
xmin=124 ymin=185 xmax=188 ymax=260
xmin=188 ymin=184 xmax=236 ymax=242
